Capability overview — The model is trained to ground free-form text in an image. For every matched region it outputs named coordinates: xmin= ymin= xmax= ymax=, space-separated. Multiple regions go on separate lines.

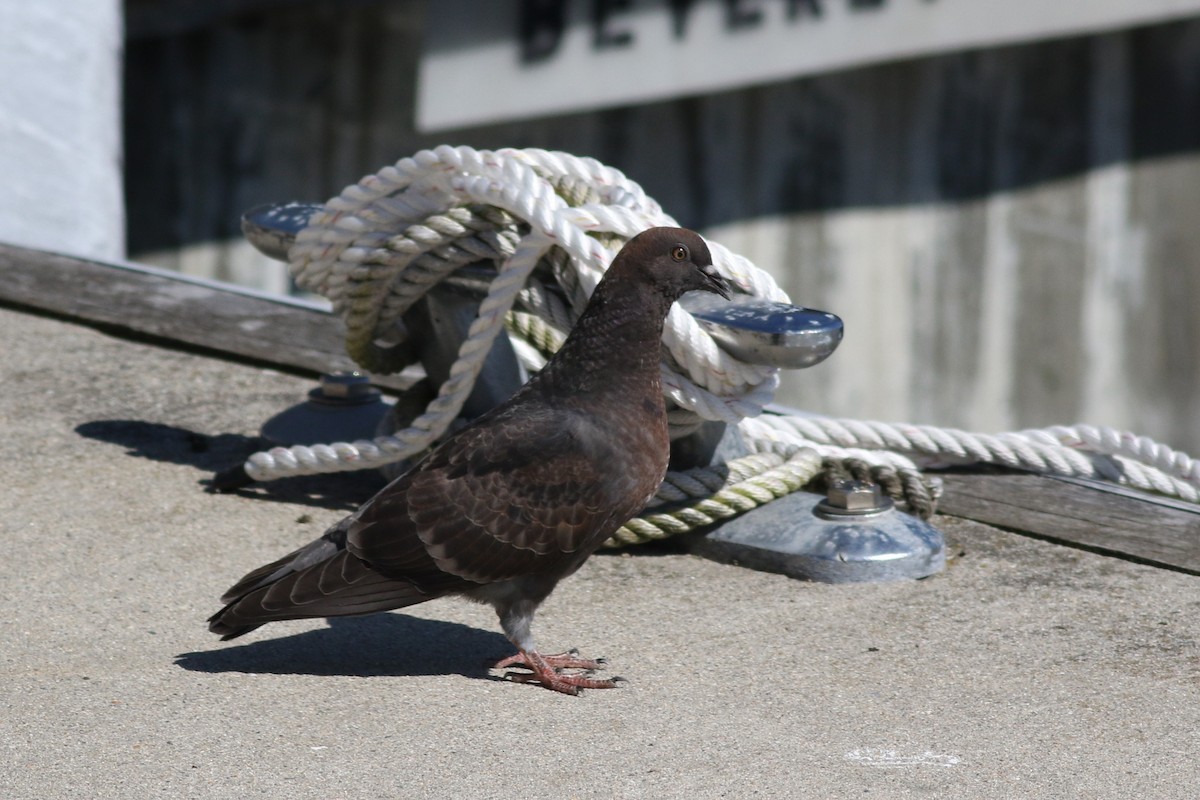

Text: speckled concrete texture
xmin=2 ymin=306 xmax=1198 ymax=799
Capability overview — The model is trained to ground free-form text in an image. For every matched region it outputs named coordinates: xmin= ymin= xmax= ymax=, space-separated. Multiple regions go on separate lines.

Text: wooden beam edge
xmin=0 ymin=242 xmax=417 ymax=390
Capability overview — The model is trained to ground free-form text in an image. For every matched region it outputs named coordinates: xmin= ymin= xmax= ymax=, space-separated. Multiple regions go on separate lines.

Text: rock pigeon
xmin=208 ymin=227 xmax=732 ymax=694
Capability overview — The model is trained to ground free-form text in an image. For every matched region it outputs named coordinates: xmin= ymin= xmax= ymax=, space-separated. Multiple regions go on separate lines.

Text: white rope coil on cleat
xmin=240 ymin=145 xmax=1200 ymax=534
xmin=246 ymin=146 xmax=779 ymax=482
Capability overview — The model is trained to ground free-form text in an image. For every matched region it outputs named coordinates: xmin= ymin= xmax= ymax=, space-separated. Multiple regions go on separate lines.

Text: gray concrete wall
xmin=0 ymin=1 xmax=124 ymax=260
xmin=123 ymin=2 xmax=1200 ymax=452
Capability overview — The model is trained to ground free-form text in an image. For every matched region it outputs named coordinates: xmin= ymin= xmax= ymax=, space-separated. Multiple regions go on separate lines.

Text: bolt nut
xmin=318 ymin=372 xmax=373 ymax=398
xmin=310 ymin=372 xmax=381 ymax=405
xmin=828 ymin=480 xmax=884 ymax=510
xmin=815 ymin=480 xmax=894 ymax=519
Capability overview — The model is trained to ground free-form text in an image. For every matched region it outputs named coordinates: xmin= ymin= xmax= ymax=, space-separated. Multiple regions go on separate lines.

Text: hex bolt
xmin=814 ymin=479 xmax=895 ymax=519
xmin=314 ymin=372 xmax=380 ymax=403
xmin=260 ymin=372 xmax=388 ymax=447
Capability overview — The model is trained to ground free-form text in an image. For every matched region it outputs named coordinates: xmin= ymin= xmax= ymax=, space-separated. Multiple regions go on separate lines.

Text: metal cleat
xmin=686 ymin=479 xmax=946 ymax=583
xmin=241 ymin=201 xmax=844 ymax=372
xmin=241 ymin=202 xmax=323 ymax=261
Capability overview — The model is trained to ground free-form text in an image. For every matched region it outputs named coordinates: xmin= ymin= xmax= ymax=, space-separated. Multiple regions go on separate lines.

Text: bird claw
xmin=492 ymin=649 xmax=607 ymax=672
xmin=491 ymin=649 xmax=621 ymax=695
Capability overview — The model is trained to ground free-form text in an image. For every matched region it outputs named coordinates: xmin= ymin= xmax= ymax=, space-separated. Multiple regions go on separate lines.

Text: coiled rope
xmin=238 ymin=146 xmax=1200 ymax=546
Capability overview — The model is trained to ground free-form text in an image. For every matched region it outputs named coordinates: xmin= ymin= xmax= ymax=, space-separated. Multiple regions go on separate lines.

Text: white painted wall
xmin=0 ymin=2 xmax=124 ymax=259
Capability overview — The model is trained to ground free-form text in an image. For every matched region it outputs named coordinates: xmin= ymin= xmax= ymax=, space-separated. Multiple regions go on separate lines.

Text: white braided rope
xmin=246 ymin=146 xmax=782 ymax=481
xmin=739 ymin=416 xmax=1200 ymax=504
xmin=1020 ymin=425 xmax=1200 ymax=485
xmin=241 ymin=145 xmax=1200 ymax=512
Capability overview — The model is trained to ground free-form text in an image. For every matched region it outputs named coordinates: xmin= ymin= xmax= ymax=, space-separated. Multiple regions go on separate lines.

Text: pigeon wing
xmin=348 ymin=403 xmax=642 ymax=586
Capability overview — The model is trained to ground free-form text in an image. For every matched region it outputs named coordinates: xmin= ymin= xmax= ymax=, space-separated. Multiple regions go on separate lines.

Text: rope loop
xmin=254 ymin=146 xmax=780 ymax=483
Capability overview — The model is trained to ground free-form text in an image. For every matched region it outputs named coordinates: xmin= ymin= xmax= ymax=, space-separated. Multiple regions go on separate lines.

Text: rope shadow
xmin=76 ymin=419 xmax=259 ymax=470
xmin=175 ymin=613 xmax=509 ymax=681
xmin=75 ymin=419 xmax=384 ymax=510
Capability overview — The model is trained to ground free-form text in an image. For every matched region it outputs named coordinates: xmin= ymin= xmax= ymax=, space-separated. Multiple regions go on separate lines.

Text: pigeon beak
xmin=700 ymin=266 xmax=733 ymax=300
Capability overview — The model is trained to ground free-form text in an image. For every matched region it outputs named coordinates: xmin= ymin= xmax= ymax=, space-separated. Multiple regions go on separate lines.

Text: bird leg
xmin=494 ymin=647 xmax=605 ymax=671
xmin=492 ymin=648 xmax=621 ymax=695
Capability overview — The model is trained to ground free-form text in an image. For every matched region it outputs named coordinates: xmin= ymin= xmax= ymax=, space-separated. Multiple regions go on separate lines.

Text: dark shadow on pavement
xmin=75 ymin=419 xmax=385 ymax=510
xmin=76 ymin=419 xmax=262 ymax=470
xmin=175 ymin=613 xmax=509 ymax=681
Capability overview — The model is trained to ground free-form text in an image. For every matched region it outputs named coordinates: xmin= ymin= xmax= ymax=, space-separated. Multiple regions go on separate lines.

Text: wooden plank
xmin=938 ymin=471 xmax=1200 ymax=574
xmin=0 ymin=243 xmax=412 ymax=389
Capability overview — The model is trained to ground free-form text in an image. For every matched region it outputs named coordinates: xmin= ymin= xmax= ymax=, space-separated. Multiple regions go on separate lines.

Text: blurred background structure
xmin=0 ymin=2 xmax=123 ymax=259
xmin=5 ymin=0 xmax=1200 ymax=450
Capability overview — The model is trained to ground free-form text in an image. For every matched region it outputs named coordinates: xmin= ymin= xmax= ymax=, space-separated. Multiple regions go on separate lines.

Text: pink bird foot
xmin=492 ymin=649 xmax=622 ymax=695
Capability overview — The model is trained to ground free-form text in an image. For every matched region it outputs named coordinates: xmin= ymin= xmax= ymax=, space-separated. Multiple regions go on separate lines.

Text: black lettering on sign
xmin=518 ymin=0 xmax=931 ymax=65
xmin=724 ymin=0 xmax=763 ymax=30
xmin=668 ymin=0 xmax=699 ymax=39
xmin=519 ymin=0 xmax=566 ymax=63
xmin=786 ymin=0 xmax=823 ymax=19
xmin=593 ymin=0 xmax=634 ymax=49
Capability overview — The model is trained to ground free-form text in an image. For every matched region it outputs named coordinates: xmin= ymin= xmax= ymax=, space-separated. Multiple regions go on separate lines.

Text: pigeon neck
xmin=537 ymin=283 xmax=673 ymax=396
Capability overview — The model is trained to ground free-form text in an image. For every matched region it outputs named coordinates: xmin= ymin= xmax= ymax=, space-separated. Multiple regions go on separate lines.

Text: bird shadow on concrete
xmin=174 ymin=613 xmax=509 ymax=681
xmin=74 ymin=419 xmax=383 ymax=511
xmin=77 ymin=420 xmax=693 ymax=556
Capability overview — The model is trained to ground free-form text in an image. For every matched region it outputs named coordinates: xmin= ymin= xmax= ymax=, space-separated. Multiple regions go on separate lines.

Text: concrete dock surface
xmin=2 ymin=305 xmax=1198 ymax=798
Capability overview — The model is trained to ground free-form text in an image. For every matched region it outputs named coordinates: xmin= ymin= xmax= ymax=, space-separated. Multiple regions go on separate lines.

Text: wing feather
xmin=347 ymin=404 xmax=653 ymax=585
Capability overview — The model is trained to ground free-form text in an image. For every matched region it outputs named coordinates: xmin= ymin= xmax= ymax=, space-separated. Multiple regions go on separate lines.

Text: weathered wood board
xmin=938 ymin=471 xmax=1200 ymax=574
xmin=0 ymin=243 xmax=411 ymax=389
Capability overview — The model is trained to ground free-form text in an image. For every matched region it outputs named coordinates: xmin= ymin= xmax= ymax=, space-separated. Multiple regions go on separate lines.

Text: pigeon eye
xmin=671 ymin=244 xmax=689 ymax=262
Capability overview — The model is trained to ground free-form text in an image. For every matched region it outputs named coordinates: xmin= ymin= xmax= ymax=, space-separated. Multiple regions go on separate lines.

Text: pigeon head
xmin=608 ymin=227 xmax=732 ymax=302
